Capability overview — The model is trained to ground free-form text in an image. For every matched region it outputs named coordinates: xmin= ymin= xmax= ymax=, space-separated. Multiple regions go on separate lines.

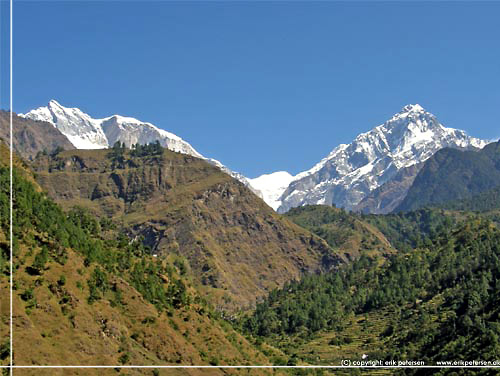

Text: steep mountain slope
xmin=0 ymin=110 xmax=74 ymax=160
xmin=397 ymin=140 xmax=500 ymax=212
xmin=0 ymin=147 xmax=279 ymax=373
xmin=30 ymin=146 xmax=342 ymax=310
xmin=275 ymin=104 xmax=487 ymax=213
xmin=353 ymin=163 xmax=423 ymax=214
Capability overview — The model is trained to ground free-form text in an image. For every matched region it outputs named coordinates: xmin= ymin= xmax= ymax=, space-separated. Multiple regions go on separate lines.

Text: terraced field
xmin=295 ymin=309 xmax=394 ymax=368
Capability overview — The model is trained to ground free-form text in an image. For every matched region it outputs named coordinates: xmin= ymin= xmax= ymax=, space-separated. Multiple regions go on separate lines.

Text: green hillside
xmin=396 ymin=141 xmax=500 ymax=212
xmin=436 ymin=185 xmax=500 ymax=212
xmin=241 ymin=214 xmax=500 ymax=372
xmin=361 ymin=208 xmax=461 ymax=252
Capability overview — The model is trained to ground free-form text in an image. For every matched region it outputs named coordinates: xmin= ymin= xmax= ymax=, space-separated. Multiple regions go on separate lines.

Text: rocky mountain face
xmin=274 ymin=104 xmax=487 ymax=213
xmin=20 ymin=100 xmax=256 ymax=191
xmin=0 ymin=110 xmax=74 ymax=160
xmin=396 ymin=140 xmax=500 ymax=212
xmin=353 ymin=163 xmax=423 ymax=214
xmin=31 ymin=148 xmax=342 ymax=310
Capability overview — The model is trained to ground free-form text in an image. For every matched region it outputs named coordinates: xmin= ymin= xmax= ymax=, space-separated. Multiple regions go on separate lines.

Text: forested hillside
xmin=361 ymin=208 xmax=460 ymax=252
xmin=241 ymin=213 xmax=500 ymax=372
xmin=0 ymin=146 xmax=281 ymax=373
xmin=435 ymin=185 xmax=500 ymax=212
xmin=397 ymin=141 xmax=500 ymax=212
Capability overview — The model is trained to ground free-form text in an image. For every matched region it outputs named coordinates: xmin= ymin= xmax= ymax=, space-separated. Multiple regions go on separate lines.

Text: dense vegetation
xmin=397 ymin=141 xmax=500 ymax=212
xmin=242 ymin=212 xmax=500 ymax=370
xmin=361 ymin=208 xmax=459 ymax=252
xmin=436 ymin=185 xmax=500 ymax=213
xmin=286 ymin=204 xmax=462 ymax=253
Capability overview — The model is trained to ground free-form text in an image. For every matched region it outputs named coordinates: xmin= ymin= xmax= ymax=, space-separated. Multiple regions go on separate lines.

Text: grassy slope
xmin=5 ymin=244 xmax=272 ymax=369
xmin=31 ymin=149 xmax=341 ymax=311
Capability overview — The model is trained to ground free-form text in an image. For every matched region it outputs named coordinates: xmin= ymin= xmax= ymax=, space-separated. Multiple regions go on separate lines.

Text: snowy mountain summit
xmin=269 ymin=104 xmax=488 ymax=213
xmin=21 ymin=100 xmax=202 ymax=157
xmin=21 ymin=100 xmax=255 ymax=188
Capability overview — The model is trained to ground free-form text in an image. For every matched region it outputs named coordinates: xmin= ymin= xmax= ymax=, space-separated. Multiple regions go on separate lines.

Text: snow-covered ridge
xmin=21 ymin=100 xmax=201 ymax=156
xmin=269 ymin=104 xmax=488 ymax=212
xmin=20 ymin=100 xmax=254 ymax=187
xmin=247 ymin=171 xmax=295 ymax=210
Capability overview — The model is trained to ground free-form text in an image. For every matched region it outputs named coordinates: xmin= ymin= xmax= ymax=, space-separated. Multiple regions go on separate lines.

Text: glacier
xmin=247 ymin=171 xmax=295 ymax=211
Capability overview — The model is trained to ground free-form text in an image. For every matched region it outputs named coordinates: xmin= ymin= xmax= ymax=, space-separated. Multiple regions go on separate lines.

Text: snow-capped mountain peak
xmin=20 ymin=100 xmax=251 ymax=187
xmin=400 ymin=103 xmax=424 ymax=114
xmin=273 ymin=104 xmax=489 ymax=213
xmin=20 ymin=100 xmax=201 ymax=155
xmin=22 ymin=100 xmax=108 ymax=149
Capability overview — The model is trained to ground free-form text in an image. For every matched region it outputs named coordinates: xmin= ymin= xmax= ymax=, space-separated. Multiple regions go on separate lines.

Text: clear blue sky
xmin=2 ymin=1 xmax=499 ymax=177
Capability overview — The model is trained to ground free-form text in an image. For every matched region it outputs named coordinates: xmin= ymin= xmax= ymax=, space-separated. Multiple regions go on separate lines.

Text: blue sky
xmin=2 ymin=1 xmax=499 ymax=177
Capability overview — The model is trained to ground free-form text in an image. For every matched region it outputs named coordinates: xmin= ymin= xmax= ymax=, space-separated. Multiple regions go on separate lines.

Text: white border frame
xmin=5 ymin=1 xmax=500 ymax=374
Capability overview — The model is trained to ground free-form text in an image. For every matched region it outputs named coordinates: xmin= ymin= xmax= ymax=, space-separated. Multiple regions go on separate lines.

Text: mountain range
xmin=3 ymin=100 xmax=500 ymax=371
xmin=273 ymin=104 xmax=488 ymax=213
xmin=21 ymin=100 xmax=200 ymax=154
xmin=20 ymin=100 xmax=490 ymax=214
